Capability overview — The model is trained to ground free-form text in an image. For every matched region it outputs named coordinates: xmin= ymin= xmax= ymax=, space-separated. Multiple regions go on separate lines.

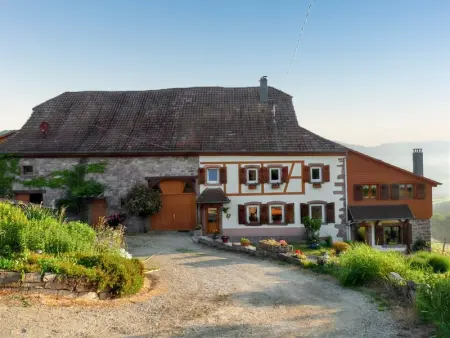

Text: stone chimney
xmin=413 ymin=148 xmax=424 ymax=176
xmin=259 ymin=76 xmax=268 ymax=103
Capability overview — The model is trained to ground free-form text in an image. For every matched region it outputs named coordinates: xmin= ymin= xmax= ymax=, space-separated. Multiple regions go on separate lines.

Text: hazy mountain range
xmin=340 ymin=141 xmax=450 ymax=199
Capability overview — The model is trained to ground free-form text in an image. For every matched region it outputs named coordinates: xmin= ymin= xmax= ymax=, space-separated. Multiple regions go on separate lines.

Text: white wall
xmin=199 ymin=155 xmax=345 ymax=240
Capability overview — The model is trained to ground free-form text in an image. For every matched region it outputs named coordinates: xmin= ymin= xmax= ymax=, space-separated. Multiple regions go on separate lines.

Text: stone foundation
xmin=410 ymin=219 xmax=432 ymax=244
xmin=0 ymin=271 xmax=113 ymax=300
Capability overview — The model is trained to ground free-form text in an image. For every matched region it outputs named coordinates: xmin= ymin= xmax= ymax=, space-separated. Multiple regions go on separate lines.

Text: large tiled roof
xmin=0 ymin=87 xmax=345 ymax=154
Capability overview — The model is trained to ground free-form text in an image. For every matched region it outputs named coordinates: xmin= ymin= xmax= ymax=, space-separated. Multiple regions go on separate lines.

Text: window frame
xmin=309 ymin=204 xmax=325 ymax=223
xmin=399 ymin=184 xmax=414 ymax=199
xmin=362 ymin=184 xmax=378 ymax=199
xmin=22 ymin=165 xmax=34 ymax=176
xmin=310 ymin=167 xmax=322 ymax=183
xmin=246 ymin=168 xmax=258 ymax=184
xmin=246 ymin=205 xmax=260 ymax=224
xmin=206 ymin=168 xmax=220 ymax=185
xmin=269 ymin=204 xmax=284 ymax=224
xmin=269 ymin=167 xmax=281 ymax=184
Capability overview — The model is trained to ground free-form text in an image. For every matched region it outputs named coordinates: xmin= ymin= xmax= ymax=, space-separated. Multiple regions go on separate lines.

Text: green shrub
xmin=413 ymin=238 xmax=430 ymax=252
xmin=123 ymin=184 xmax=162 ymax=217
xmin=325 ymin=236 xmax=333 ymax=247
xmin=416 ymin=275 xmax=450 ymax=336
xmin=410 ymin=251 xmax=450 ymax=273
xmin=337 ymin=243 xmax=425 ymax=286
xmin=428 ymin=255 xmax=450 ymax=273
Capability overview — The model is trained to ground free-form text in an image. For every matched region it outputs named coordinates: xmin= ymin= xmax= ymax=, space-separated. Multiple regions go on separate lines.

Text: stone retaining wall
xmin=0 ymin=271 xmax=112 ymax=300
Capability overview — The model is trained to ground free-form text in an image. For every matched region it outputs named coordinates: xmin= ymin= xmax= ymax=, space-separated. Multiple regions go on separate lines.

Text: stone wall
xmin=0 ymin=271 xmax=112 ymax=300
xmin=410 ymin=218 xmax=432 ymax=244
xmin=13 ymin=156 xmax=199 ymax=232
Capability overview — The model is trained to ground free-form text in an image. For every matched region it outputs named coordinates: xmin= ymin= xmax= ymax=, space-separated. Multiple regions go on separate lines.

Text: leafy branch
xmin=0 ymin=155 xmax=20 ymax=198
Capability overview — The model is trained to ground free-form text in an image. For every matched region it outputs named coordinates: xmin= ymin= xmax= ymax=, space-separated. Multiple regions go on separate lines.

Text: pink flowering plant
xmin=106 ymin=213 xmax=126 ymax=228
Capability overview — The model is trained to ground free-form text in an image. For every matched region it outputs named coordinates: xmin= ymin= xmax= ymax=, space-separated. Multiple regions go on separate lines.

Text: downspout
xmin=343 ymin=155 xmax=350 ymax=240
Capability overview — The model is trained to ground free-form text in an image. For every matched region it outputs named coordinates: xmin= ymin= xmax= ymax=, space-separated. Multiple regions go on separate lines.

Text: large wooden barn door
xmin=150 ymin=180 xmax=196 ymax=230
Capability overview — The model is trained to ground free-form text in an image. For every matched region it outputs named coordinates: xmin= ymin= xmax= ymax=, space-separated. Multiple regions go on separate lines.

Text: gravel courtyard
xmin=0 ymin=233 xmax=422 ymax=337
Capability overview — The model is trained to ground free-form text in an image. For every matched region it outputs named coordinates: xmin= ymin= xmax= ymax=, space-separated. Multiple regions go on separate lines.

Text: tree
xmin=123 ymin=184 xmax=162 ymax=217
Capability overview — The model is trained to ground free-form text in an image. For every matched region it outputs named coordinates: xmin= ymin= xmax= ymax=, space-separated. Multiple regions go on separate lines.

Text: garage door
xmin=150 ymin=180 xmax=196 ymax=230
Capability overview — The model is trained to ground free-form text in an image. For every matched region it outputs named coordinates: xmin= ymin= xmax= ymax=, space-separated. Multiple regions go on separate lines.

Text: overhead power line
xmin=281 ymin=0 xmax=315 ymax=90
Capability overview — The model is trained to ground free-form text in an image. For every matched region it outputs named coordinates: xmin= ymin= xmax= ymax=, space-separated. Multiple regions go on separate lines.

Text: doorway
xmin=206 ymin=207 xmax=220 ymax=234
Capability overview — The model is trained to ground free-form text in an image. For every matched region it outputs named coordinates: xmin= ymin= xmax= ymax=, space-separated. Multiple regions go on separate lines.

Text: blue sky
xmin=1 ymin=0 xmax=449 ymax=146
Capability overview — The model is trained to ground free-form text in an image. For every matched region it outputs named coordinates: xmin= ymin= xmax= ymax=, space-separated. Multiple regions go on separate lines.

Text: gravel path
xmin=0 ymin=233 xmax=413 ymax=337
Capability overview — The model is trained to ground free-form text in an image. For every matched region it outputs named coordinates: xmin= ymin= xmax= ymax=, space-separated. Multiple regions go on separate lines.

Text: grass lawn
xmin=290 ymin=243 xmax=331 ymax=256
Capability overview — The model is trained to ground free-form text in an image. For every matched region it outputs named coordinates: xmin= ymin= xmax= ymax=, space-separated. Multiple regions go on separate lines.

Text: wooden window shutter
xmin=380 ymin=184 xmax=390 ymax=200
xmin=219 ymin=167 xmax=227 ymax=184
xmin=238 ymin=205 xmax=246 ymax=224
xmin=302 ymin=165 xmax=310 ymax=183
xmin=354 ymin=184 xmax=363 ymax=201
xmin=390 ymin=184 xmax=400 ymax=200
xmin=239 ymin=167 xmax=246 ymax=185
xmin=263 ymin=167 xmax=270 ymax=184
xmin=260 ymin=204 xmax=268 ymax=225
xmin=198 ymin=168 xmax=206 ymax=185
xmin=300 ymin=203 xmax=309 ymax=222
xmin=258 ymin=167 xmax=264 ymax=184
xmin=281 ymin=166 xmax=289 ymax=183
xmin=414 ymin=184 xmax=426 ymax=200
xmin=323 ymin=165 xmax=330 ymax=183
xmin=375 ymin=225 xmax=384 ymax=245
xmin=326 ymin=203 xmax=335 ymax=224
xmin=285 ymin=203 xmax=295 ymax=224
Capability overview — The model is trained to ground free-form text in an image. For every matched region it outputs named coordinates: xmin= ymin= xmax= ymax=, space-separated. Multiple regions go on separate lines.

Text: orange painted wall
xmin=347 ymin=151 xmax=434 ymax=219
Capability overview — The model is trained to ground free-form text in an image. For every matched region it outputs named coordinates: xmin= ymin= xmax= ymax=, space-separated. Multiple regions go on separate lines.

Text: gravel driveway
xmin=0 ymin=233 xmax=415 ymax=337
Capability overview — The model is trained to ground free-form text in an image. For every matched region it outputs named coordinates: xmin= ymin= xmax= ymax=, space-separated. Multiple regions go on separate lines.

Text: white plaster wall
xmin=199 ymin=155 xmax=345 ymax=240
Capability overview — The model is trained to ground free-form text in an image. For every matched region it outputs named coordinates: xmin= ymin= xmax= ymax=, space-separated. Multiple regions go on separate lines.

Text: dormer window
xmin=310 ymin=167 xmax=322 ymax=183
xmin=247 ymin=168 xmax=258 ymax=184
xmin=269 ymin=168 xmax=281 ymax=183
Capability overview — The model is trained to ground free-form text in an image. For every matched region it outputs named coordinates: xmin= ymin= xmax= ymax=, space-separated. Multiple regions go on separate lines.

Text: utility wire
xmin=281 ymin=0 xmax=315 ymax=90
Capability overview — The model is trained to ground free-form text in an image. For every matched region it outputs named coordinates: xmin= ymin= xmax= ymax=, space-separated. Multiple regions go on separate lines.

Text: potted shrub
xmin=302 ymin=216 xmax=322 ymax=249
xmin=248 ymin=184 xmax=257 ymax=190
xmin=221 ymin=235 xmax=230 ymax=243
xmin=240 ymin=238 xmax=251 ymax=246
xmin=212 ymin=230 xmax=220 ymax=240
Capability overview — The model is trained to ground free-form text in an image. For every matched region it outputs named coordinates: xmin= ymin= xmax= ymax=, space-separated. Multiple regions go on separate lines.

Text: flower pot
xmin=309 ymin=242 xmax=320 ymax=249
xmin=248 ymin=184 xmax=257 ymax=190
xmin=271 ymin=183 xmax=280 ymax=189
xmin=221 ymin=236 xmax=229 ymax=243
xmin=212 ymin=234 xmax=220 ymax=240
xmin=241 ymin=242 xmax=250 ymax=247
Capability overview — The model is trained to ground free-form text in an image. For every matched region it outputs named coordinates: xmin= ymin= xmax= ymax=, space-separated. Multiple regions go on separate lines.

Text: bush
xmin=413 ymin=238 xmax=430 ymax=252
xmin=337 ymin=243 xmax=424 ymax=286
xmin=332 ymin=241 xmax=351 ymax=254
xmin=325 ymin=236 xmax=333 ymax=247
xmin=123 ymin=184 xmax=162 ymax=217
xmin=410 ymin=251 xmax=450 ymax=273
xmin=302 ymin=216 xmax=322 ymax=243
xmin=416 ymin=275 xmax=450 ymax=336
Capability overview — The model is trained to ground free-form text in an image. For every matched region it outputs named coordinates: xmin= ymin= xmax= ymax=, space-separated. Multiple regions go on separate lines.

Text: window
xmin=22 ymin=165 xmax=34 ymax=176
xmin=310 ymin=167 xmax=322 ymax=183
xmin=269 ymin=168 xmax=281 ymax=183
xmin=310 ymin=204 xmax=324 ymax=223
xmin=206 ymin=168 xmax=219 ymax=184
xmin=363 ymin=184 xmax=378 ymax=199
xmin=270 ymin=205 xmax=284 ymax=224
xmin=247 ymin=168 xmax=258 ymax=184
xmin=29 ymin=193 xmax=43 ymax=204
xmin=247 ymin=205 xmax=260 ymax=223
xmin=399 ymin=184 xmax=414 ymax=199
xmin=383 ymin=226 xmax=401 ymax=245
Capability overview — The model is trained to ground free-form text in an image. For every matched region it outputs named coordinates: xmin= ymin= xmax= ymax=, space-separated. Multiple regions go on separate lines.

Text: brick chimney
xmin=259 ymin=76 xmax=268 ymax=103
xmin=413 ymin=148 xmax=424 ymax=176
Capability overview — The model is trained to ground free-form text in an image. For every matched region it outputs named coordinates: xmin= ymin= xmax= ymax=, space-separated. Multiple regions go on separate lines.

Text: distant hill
xmin=340 ymin=140 xmax=450 ymax=199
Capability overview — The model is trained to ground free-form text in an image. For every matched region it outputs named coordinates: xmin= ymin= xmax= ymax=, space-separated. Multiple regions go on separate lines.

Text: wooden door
xmin=90 ymin=199 xmax=107 ymax=227
xmin=150 ymin=180 xmax=196 ymax=231
xmin=206 ymin=207 xmax=220 ymax=234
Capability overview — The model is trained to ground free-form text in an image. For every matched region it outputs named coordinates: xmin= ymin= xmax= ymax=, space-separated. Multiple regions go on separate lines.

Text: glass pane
xmin=207 ymin=169 xmax=218 ymax=182
xmin=248 ymin=169 xmax=257 ymax=182
xmin=370 ymin=185 xmax=377 ymax=198
xmin=363 ymin=185 xmax=370 ymax=197
xmin=384 ymin=226 xmax=400 ymax=244
xmin=311 ymin=168 xmax=320 ymax=180
xmin=248 ymin=206 xmax=259 ymax=222
xmin=271 ymin=206 xmax=283 ymax=222
xmin=406 ymin=184 xmax=414 ymax=198
xmin=270 ymin=169 xmax=279 ymax=181
xmin=311 ymin=206 xmax=322 ymax=220
xmin=207 ymin=208 xmax=217 ymax=222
